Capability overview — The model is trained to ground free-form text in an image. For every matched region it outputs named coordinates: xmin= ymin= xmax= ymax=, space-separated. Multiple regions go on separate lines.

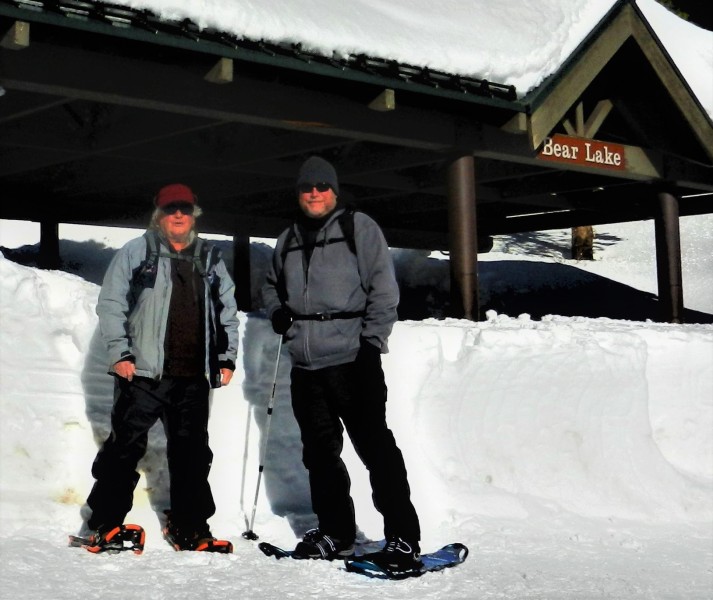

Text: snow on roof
xmin=97 ymin=0 xmax=712 ymax=116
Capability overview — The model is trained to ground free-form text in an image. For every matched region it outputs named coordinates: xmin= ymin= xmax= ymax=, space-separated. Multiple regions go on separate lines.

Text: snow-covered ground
xmin=1 ymin=215 xmax=711 ymax=599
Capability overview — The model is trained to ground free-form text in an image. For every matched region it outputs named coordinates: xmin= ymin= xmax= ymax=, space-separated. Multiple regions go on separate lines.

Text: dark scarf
xmin=296 ymin=207 xmax=336 ymax=264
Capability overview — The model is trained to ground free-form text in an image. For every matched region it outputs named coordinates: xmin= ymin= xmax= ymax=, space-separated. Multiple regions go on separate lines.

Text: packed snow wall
xmin=1 ymin=255 xmax=711 ymax=542
xmin=383 ymin=315 xmax=713 ymax=528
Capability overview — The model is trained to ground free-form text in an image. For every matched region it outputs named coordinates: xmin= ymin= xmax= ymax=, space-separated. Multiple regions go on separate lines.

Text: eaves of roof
xmin=0 ymin=0 xmax=526 ymax=112
xmin=524 ymin=0 xmax=712 ymax=127
xmin=514 ymin=0 xmax=713 ymax=163
xmin=521 ymin=0 xmax=629 ymax=111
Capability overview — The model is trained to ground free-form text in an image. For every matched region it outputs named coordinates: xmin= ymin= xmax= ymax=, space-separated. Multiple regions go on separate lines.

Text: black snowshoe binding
xmin=292 ymin=528 xmax=355 ymax=560
xmin=162 ymin=512 xmax=233 ymax=554
xmin=69 ymin=524 xmax=146 ymax=555
xmin=365 ymin=537 xmax=422 ymax=572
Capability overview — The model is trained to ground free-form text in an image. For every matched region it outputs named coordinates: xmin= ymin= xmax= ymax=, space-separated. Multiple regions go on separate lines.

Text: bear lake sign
xmin=538 ymin=134 xmax=626 ymax=171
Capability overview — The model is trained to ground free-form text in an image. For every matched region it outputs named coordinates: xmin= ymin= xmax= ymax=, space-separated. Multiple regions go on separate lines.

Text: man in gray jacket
xmin=82 ymin=183 xmax=239 ymax=553
xmin=262 ymin=156 xmax=421 ymax=569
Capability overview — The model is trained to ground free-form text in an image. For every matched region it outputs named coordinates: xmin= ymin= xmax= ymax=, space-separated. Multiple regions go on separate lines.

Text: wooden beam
xmin=628 ymin=9 xmax=713 ymax=162
xmin=368 ymin=89 xmax=396 ymax=112
xmin=205 ymin=57 xmax=233 ymax=84
xmin=562 ymin=118 xmax=577 ymax=136
xmin=1 ymin=20 xmax=29 ymax=50
xmin=662 ymin=155 xmax=713 ymax=192
xmin=501 ymin=112 xmax=527 ymax=134
xmin=0 ymin=36 xmax=461 ymax=151
xmin=583 ymin=99 xmax=613 ymax=138
xmin=575 ymin=102 xmax=584 ymax=136
xmin=560 ymin=99 xmax=613 ymax=137
xmin=528 ymin=8 xmax=632 ymax=150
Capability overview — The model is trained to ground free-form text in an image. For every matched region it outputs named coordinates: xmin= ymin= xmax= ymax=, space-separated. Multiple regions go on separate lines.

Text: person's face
xmin=297 ymin=183 xmax=337 ymax=219
xmin=158 ymin=202 xmax=195 ymax=244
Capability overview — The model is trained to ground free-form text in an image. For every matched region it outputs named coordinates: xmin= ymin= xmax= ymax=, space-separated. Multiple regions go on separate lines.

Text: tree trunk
xmin=571 ymin=226 xmax=594 ymax=260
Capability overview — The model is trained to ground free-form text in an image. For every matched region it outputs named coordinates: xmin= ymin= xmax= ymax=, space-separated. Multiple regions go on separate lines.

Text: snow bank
xmin=1 ymin=255 xmax=711 ymax=549
xmin=386 ymin=315 xmax=713 ymax=532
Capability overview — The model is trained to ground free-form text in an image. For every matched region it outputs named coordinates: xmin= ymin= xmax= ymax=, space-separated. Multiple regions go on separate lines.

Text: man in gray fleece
xmin=262 ymin=156 xmax=421 ymax=570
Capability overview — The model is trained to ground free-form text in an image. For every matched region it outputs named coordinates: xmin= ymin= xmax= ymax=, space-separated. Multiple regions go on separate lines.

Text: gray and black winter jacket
xmin=96 ymin=230 xmax=240 ymax=387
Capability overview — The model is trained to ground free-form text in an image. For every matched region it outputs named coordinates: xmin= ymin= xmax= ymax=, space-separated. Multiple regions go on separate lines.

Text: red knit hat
xmin=154 ymin=183 xmax=196 ymax=208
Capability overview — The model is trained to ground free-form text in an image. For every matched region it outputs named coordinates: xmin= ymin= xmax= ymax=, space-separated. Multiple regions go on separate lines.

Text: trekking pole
xmin=242 ymin=335 xmax=283 ymax=541
xmin=239 ymin=403 xmax=254 ymax=534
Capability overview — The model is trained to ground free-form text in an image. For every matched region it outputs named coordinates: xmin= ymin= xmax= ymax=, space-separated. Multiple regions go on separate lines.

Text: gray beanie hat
xmin=296 ymin=156 xmax=339 ymax=195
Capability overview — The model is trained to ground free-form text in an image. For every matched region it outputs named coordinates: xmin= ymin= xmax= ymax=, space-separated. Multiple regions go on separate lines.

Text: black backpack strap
xmin=336 ymin=207 xmax=357 ymax=255
xmin=144 ymin=230 xmax=160 ymax=271
xmin=279 ymin=225 xmax=298 ymax=262
xmin=311 ymin=208 xmax=357 ymax=253
xmin=191 ymin=237 xmax=207 ymax=278
xmin=276 ymin=226 xmax=297 ymax=304
xmin=129 ymin=230 xmax=161 ymax=292
xmin=194 ymin=237 xmax=223 ymax=278
xmin=197 ymin=239 xmax=224 ymax=306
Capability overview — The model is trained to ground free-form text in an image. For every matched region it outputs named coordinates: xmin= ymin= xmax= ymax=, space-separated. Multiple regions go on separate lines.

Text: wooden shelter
xmin=1 ymin=0 xmax=711 ymax=321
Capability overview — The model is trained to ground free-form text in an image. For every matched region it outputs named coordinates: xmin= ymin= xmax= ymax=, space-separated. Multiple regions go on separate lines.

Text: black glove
xmin=356 ymin=337 xmax=381 ymax=365
xmin=271 ymin=307 xmax=293 ymax=335
xmin=355 ymin=337 xmax=386 ymax=400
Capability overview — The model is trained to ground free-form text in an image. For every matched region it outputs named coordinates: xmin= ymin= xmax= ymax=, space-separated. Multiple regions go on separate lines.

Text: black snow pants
xmin=290 ymin=357 xmax=420 ymax=544
xmin=86 ymin=375 xmax=215 ymax=532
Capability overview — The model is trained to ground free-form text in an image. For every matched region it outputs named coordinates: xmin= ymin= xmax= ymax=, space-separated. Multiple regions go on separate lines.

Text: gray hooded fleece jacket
xmin=262 ymin=208 xmax=399 ymax=370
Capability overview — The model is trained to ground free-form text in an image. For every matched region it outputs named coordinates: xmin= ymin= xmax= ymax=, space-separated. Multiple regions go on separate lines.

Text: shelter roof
xmin=1 ymin=0 xmax=711 ymax=248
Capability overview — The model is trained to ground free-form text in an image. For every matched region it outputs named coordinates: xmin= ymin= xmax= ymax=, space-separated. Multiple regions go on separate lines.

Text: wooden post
xmin=233 ymin=233 xmax=252 ymax=312
xmin=1 ymin=21 xmax=30 ymax=50
xmin=446 ymin=154 xmax=480 ymax=320
xmin=654 ymin=190 xmax=684 ymax=323
xmin=38 ymin=219 xmax=60 ymax=270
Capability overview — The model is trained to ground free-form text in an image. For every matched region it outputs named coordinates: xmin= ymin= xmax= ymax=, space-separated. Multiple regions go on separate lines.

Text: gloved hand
xmin=271 ymin=307 xmax=293 ymax=335
xmin=356 ymin=337 xmax=381 ymax=365
xmin=355 ymin=337 xmax=386 ymax=400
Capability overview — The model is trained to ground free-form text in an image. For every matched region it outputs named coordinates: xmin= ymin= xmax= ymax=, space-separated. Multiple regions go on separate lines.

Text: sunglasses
xmin=297 ymin=182 xmax=332 ymax=194
xmin=161 ymin=202 xmax=195 ymax=215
